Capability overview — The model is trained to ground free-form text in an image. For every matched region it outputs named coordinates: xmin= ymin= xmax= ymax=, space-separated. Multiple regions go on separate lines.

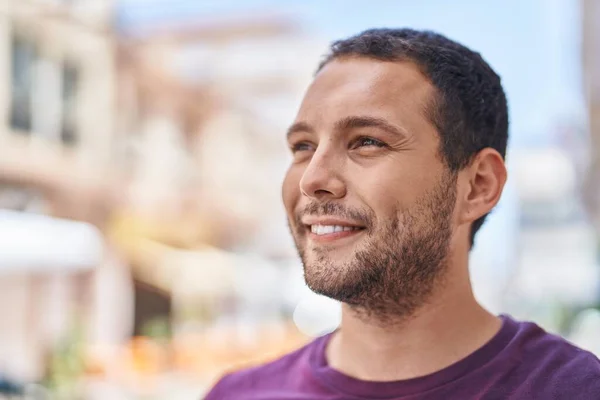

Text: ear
xmin=457 ymin=148 xmax=507 ymax=225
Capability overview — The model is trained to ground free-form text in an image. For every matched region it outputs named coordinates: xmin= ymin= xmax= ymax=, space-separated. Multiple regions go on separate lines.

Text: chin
xmin=302 ymin=260 xmax=358 ymax=298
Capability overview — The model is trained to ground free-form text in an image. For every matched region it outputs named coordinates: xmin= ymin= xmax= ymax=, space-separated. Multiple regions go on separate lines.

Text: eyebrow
xmin=286 ymin=121 xmax=314 ymax=139
xmin=286 ymin=116 xmax=409 ymax=140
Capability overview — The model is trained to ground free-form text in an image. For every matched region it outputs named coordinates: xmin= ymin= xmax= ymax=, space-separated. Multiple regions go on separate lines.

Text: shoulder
xmin=536 ymin=345 xmax=600 ymax=399
xmin=203 ymin=337 xmax=322 ymax=399
xmin=513 ymin=319 xmax=599 ymax=369
xmin=509 ymin=318 xmax=600 ymax=397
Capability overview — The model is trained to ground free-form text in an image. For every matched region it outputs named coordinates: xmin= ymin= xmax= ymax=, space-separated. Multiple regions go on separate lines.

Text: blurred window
xmin=9 ymin=33 xmax=36 ymax=133
xmin=61 ymin=61 xmax=80 ymax=146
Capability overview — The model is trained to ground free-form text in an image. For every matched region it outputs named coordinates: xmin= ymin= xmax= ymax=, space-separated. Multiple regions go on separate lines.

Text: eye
xmin=350 ymin=136 xmax=387 ymax=149
xmin=290 ymin=141 xmax=315 ymax=153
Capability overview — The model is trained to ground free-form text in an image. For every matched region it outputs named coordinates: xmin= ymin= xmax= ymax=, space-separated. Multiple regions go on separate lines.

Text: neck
xmin=326 ymin=257 xmax=501 ymax=382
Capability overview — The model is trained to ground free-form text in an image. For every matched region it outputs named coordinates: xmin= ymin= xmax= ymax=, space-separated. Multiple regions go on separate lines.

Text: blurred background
xmin=0 ymin=0 xmax=599 ymax=398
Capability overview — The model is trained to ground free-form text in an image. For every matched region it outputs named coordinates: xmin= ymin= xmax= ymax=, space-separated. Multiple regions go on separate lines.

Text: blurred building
xmin=0 ymin=0 xmax=122 ymax=382
xmin=0 ymin=0 xmax=326 ymax=390
xmin=0 ymin=0 xmax=116 ymax=214
xmin=583 ymin=0 xmax=600 ymax=231
xmin=111 ymin=13 xmax=328 ymax=333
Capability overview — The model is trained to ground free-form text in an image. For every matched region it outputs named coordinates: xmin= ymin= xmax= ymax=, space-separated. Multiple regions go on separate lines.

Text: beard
xmin=291 ymin=172 xmax=457 ymax=324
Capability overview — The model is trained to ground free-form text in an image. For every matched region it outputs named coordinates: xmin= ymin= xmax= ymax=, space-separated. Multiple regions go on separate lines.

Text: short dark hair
xmin=318 ymin=28 xmax=509 ymax=247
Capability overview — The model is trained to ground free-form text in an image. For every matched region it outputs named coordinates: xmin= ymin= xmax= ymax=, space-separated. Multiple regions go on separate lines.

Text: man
xmin=205 ymin=28 xmax=600 ymax=399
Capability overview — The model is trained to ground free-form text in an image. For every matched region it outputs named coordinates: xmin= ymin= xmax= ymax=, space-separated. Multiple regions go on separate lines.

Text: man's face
xmin=282 ymin=57 xmax=458 ymax=319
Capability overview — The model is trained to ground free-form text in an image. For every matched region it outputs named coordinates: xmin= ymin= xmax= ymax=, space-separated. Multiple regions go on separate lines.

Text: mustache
xmin=294 ymin=202 xmax=374 ymax=230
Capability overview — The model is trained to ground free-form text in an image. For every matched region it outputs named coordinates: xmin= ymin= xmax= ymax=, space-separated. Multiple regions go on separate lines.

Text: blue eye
xmin=290 ymin=142 xmax=314 ymax=153
xmin=353 ymin=137 xmax=387 ymax=148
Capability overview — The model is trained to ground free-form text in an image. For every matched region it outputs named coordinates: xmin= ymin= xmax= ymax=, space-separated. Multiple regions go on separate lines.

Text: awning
xmin=0 ymin=209 xmax=104 ymax=273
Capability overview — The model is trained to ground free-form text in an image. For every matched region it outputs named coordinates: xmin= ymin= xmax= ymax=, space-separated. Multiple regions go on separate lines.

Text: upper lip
xmin=301 ymin=217 xmax=366 ymax=228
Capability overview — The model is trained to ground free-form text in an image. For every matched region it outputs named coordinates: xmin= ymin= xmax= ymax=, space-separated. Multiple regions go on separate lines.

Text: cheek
xmin=282 ymin=166 xmax=302 ymax=215
xmin=354 ymin=166 xmax=425 ymax=218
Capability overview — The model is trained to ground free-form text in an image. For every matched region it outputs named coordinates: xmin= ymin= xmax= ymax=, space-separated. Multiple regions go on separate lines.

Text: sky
xmin=117 ymin=0 xmax=584 ymax=149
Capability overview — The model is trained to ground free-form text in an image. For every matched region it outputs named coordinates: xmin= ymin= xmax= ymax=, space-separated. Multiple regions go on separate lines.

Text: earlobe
xmin=460 ymin=149 xmax=507 ymax=225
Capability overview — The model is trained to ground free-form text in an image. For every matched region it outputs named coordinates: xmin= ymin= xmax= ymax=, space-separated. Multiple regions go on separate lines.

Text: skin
xmin=282 ymin=56 xmax=507 ymax=381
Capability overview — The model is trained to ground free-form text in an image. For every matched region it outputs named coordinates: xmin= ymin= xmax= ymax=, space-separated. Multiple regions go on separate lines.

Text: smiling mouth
xmin=306 ymin=224 xmax=366 ymax=243
xmin=310 ymin=224 xmax=363 ymax=235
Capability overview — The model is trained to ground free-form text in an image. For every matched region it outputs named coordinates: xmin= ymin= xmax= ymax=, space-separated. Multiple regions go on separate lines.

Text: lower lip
xmin=307 ymin=229 xmax=365 ymax=243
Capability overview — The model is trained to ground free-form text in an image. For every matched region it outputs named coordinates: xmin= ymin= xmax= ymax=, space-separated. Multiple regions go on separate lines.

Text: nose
xmin=299 ymin=147 xmax=347 ymax=201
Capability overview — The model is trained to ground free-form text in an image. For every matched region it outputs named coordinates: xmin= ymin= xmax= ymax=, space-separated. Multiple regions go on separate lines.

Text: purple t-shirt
xmin=204 ymin=315 xmax=600 ymax=399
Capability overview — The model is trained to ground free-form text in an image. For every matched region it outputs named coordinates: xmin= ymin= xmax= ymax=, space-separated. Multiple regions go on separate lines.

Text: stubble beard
xmin=294 ymin=173 xmax=457 ymax=325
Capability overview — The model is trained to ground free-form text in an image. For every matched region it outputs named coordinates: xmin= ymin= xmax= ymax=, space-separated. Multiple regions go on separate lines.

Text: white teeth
xmin=310 ymin=225 xmax=360 ymax=235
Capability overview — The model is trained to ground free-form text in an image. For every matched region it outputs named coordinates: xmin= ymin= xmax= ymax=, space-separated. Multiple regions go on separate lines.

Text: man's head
xmin=282 ymin=28 xmax=508 ymax=320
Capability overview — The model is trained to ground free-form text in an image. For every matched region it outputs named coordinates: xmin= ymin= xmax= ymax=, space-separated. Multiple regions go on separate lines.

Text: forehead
xmin=296 ymin=57 xmax=436 ymax=133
